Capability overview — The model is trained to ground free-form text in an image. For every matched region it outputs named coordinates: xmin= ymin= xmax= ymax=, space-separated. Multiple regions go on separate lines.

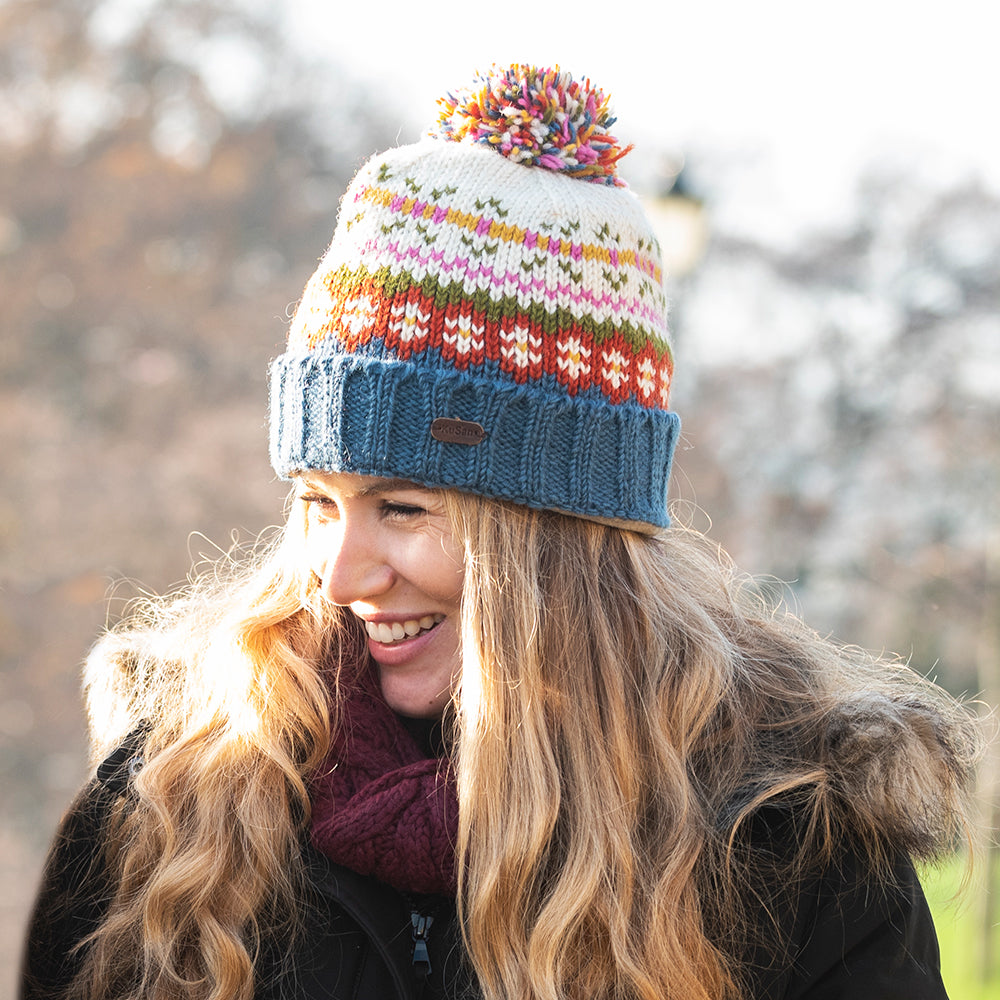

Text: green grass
xmin=921 ymin=856 xmax=1000 ymax=1000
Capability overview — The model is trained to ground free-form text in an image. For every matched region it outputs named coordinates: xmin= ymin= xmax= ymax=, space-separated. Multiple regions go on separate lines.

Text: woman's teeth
xmin=366 ymin=614 xmax=443 ymax=644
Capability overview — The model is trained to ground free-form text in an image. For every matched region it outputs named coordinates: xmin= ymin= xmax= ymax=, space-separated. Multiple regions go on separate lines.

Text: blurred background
xmin=1 ymin=0 xmax=997 ymax=996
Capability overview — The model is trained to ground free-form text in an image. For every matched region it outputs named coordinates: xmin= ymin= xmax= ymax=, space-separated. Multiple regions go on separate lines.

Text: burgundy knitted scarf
xmin=309 ymin=665 xmax=459 ymax=895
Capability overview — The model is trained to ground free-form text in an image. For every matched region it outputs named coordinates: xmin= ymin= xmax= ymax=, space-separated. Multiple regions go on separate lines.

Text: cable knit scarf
xmin=309 ymin=666 xmax=459 ymax=895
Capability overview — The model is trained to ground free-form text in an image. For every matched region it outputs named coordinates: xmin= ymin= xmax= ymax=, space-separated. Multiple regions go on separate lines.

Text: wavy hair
xmin=445 ymin=495 xmax=981 ymax=1000
xmin=69 ymin=491 xmax=980 ymax=1000
xmin=72 ymin=501 xmax=364 ymax=1000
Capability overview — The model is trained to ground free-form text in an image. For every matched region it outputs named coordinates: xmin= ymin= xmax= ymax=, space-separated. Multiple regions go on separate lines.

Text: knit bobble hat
xmin=269 ymin=65 xmax=680 ymax=531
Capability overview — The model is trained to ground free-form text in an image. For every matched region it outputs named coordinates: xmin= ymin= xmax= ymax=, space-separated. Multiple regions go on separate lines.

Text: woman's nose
xmin=315 ymin=522 xmax=395 ymax=607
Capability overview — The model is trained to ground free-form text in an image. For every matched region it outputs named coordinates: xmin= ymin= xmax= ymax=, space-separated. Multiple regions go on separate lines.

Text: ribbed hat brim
xmin=269 ymin=351 xmax=679 ymax=529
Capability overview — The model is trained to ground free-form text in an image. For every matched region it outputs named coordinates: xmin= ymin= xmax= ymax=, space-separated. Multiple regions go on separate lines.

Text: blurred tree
xmin=672 ymin=167 xmax=1000 ymax=699
xmin=670 ymin=164 xmax=1000 ymax=983
xmin=0 ymin=0 xmax=400 ymax=981
xmin=1 ymin=0 xmax=400 ymax=589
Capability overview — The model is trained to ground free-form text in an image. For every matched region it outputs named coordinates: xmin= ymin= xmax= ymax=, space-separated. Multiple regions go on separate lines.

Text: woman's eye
xmin=380 ymin=500 xmax=426 ymax=519
xmin=300 ymin=494 xmax=338 ymax=517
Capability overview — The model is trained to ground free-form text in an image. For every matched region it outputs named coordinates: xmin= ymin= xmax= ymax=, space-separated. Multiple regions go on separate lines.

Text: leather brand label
xmin=430 ymin=417 xmax=486 ymax=446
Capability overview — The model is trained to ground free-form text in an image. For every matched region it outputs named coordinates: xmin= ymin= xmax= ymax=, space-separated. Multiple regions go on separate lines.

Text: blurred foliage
xmin=667 ymin=165 xmax=1000 ymax=699
xmin=923 ymin=855 xmax=1000 ymax=999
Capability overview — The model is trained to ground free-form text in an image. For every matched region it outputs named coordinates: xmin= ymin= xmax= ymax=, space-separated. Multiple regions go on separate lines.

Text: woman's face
xmin=297 ymin=471 xmax=464 ymax=718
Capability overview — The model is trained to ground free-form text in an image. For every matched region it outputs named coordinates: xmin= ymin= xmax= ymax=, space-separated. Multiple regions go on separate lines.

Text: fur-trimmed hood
xmin=820 ymin=689 xmax=982 ymax=860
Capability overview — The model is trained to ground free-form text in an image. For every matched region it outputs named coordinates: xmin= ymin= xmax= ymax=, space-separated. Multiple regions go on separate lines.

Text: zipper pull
xmin=410 ymin=909 xmax=435 ymax=980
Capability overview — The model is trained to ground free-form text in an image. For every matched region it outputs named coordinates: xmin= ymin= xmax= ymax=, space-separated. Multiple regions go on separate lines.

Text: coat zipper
xmin=410 ymin=907 xmax=435 ymax=981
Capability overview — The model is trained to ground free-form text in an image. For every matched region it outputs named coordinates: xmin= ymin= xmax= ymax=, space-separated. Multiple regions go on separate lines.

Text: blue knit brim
xmin=269 ymin=352 xmax=680 ymax=530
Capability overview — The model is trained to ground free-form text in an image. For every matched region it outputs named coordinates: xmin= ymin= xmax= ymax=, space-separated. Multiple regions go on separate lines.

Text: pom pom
xmin=432 ymin=64 xmax=633 ymax=187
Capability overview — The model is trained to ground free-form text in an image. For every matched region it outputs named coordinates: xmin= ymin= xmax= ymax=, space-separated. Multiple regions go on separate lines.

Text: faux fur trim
xmin=823 ymin=692 xmax=981 ymax=859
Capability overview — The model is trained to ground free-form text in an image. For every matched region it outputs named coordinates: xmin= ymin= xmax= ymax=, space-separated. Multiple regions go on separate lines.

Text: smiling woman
xmin=20 ymin=64 xmax=984 ymax=1000
xmin=298 ymin=472 xmax=464 ymax=718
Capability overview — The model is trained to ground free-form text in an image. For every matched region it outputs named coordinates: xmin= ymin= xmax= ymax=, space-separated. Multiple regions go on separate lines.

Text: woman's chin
xmin=377 ymin=675 xmax=452 ymax=719
xmin=369 ymin=618 xmax=460 ymax=718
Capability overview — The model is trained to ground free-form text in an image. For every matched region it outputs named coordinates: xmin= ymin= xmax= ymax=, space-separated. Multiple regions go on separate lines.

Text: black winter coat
xmin=20 ymin=746 xmax=950 ymax=1000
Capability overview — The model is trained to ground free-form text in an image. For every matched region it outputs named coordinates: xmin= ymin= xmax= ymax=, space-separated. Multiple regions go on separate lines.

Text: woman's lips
xmin=364 ymin=614 xmax=443 ymax=644
xmin=363 ymin=614 xmax=447 ymax=667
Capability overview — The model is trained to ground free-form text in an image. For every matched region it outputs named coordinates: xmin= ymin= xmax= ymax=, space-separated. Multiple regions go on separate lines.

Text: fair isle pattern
xmin=272 ymin=65 xmax=681 ymax=529
xmin=294 ymin=269 xmax=673 ymax=409
xmin=287 ymin=140 xmax=674 ymax=410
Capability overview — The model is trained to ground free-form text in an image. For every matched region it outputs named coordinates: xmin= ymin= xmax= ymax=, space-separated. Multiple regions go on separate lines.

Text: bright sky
xmin=285 ymin=0 xmax=999 ymax=238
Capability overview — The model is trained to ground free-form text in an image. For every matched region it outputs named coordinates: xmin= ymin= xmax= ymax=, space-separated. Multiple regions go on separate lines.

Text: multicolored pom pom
xmin=432 ymin=64 xmax=633 ymax=187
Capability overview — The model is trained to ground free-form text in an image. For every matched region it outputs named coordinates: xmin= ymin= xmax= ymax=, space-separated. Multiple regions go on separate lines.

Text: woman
xmin=21 ymin=65 xmax=981 ymax=1000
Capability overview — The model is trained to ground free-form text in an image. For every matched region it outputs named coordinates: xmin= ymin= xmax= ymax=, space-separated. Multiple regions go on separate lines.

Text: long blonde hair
xmin=445 ymin=495 xmax=980 ymax=1000
xmin=72 ymin=491 xmax=979 ymax=1000
xmin=74 ymin=502 xmax=356 ymax=1000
